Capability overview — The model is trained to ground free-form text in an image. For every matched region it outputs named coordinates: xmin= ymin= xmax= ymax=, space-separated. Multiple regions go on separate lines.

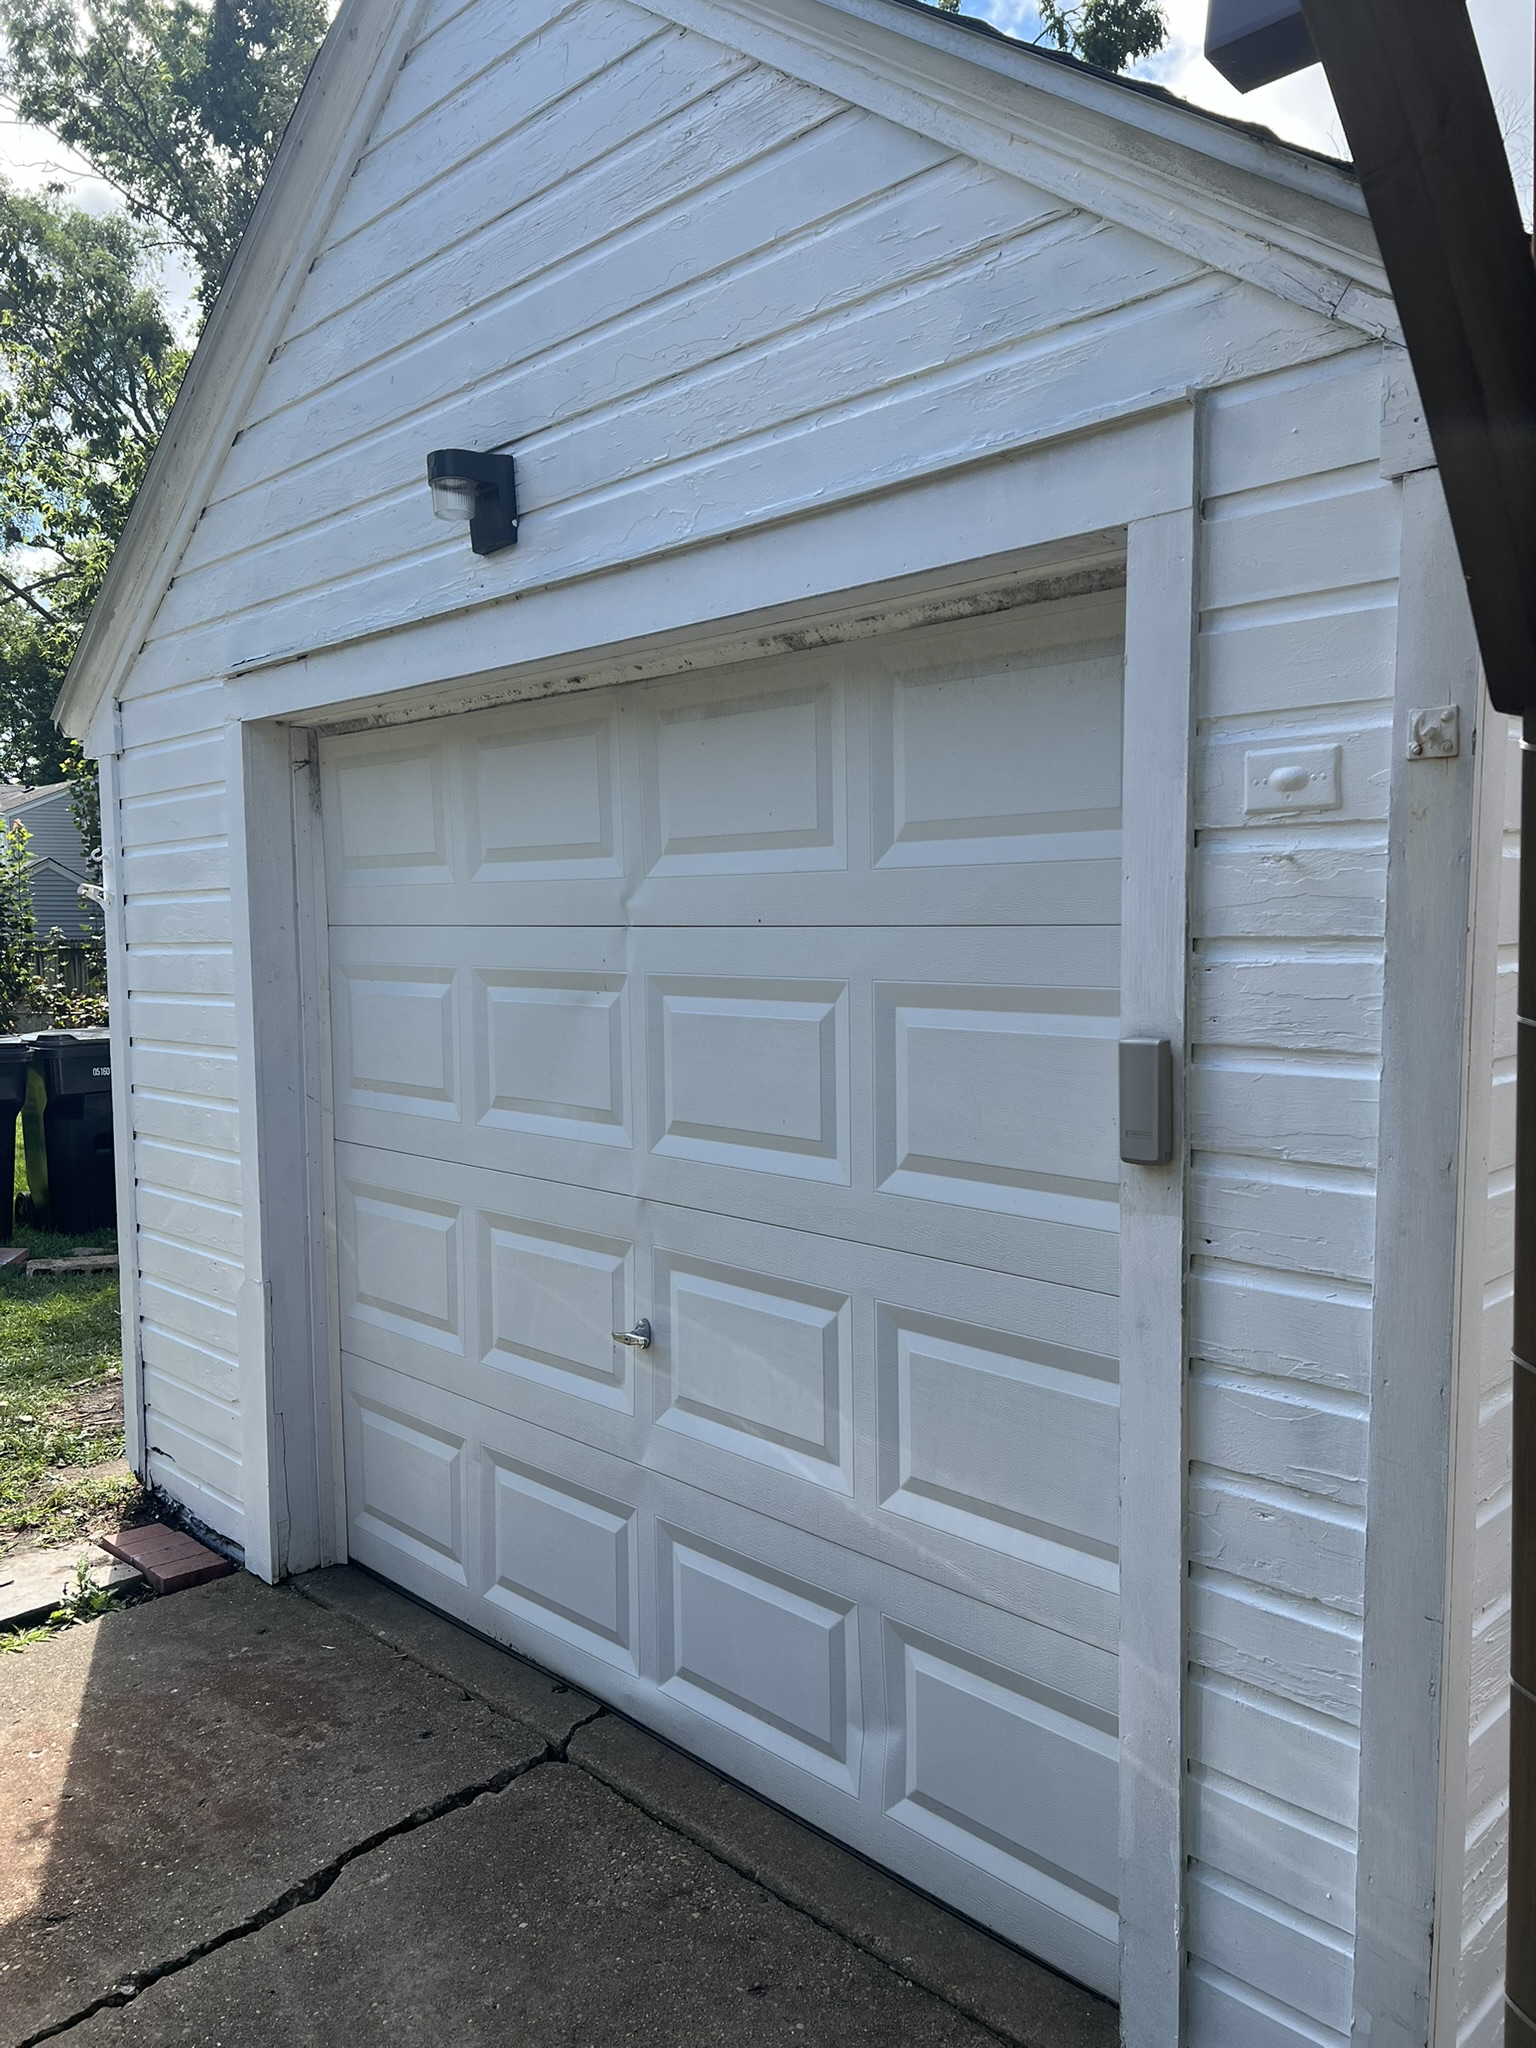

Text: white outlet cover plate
xmin=1242 ymin=742 xmax=1342 ymax=816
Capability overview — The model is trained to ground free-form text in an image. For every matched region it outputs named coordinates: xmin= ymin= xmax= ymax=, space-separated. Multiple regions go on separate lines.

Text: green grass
xmin=0 ymin=1126 xmax=136 ymax=1555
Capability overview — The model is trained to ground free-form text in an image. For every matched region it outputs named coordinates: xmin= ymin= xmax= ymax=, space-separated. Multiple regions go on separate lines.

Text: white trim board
xmin=98 ymin=748 xmax=144 ymax=1478
xmin=1350 ymin=469 xmax=1486 ymax=2045
xmin=1117 ymin=473 xmax=1199 ymax=2036
xmin=220 ymin=400 xmax=1240 ymax=734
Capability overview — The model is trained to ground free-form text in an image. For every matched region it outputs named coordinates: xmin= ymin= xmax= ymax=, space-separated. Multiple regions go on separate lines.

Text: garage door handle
xmin=613 ymin=1320 xmax=652 ymax=1350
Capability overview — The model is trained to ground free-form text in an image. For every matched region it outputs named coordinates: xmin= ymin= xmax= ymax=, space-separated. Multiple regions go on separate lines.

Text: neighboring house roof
xmin=55 ymin=0 xmax=1389 ymax=748
xmin=0 ymin=781 xmax=71 ymax=816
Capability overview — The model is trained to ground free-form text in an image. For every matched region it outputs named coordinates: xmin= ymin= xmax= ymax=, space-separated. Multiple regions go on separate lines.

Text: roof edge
xmin=55 ymin=0 xmax=422 ymax=745
xmin=878 ymin=0 xmax=1358 ymax=191
xmin=57 ymin=0 xmax=1390 ymax=748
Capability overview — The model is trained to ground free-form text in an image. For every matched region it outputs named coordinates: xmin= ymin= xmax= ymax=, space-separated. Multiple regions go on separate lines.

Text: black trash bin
xmin=0 ymin=1037 xmax=32 ymax=1240
xmin=21 ymin=1030 xmax=116 ymax=1235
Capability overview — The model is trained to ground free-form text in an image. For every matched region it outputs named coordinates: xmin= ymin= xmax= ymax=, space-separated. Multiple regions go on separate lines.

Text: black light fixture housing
xmin=426 ymin=447 xmax=518 ymax=555
xmin=1203 ymin=0 xmax=1316 ymax=90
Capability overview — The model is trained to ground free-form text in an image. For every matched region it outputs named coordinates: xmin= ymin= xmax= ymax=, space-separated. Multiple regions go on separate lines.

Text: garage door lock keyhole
xmin=613 ymin=1319 xmax=653 ymax=1349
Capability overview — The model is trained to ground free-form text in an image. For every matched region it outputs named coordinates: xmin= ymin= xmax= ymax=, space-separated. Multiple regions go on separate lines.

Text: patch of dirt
xmin=54 ymin=1378 xmax=123 ymax=1438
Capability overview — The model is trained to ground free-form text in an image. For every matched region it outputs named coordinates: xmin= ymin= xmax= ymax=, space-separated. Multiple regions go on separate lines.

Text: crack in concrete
xmin=551 ymin=1758 xmax=1028 ymax=2048
xmin=30 ymin=1585 xmax=1077 ymax=2048
xmin=15 ymin=1753 xmax=551 ymax=2048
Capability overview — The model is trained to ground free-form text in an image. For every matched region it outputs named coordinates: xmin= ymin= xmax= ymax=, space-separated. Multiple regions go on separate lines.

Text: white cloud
xmin=970 ymin=0 xmax=1533 ymax=204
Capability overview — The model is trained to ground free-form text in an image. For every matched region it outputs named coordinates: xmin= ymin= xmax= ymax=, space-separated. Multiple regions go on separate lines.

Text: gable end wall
xmin=96 ymin=0 xmax=1429 ymax=2026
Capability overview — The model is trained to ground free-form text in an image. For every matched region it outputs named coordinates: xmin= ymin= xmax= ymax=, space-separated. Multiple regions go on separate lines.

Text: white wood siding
xmin=113 ymin=681 xmax=245 ymax=1545
xmin=124 ymin=0 xmax=1351 ymax=695
xmin=93 ymin=0 xmax=1425 ymax=2006
xmin=1184 ymin=349 xmax=1394 ymax=2048
xmin=110 ymin=0 xmax=1347 ymax=1556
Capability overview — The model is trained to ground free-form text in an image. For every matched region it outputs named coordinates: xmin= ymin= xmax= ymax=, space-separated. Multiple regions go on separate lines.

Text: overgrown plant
xmin=0 ymin=819 xmax=37 ymax=1030
xmin=50 ymin=1552 xmax=118 ymax=1624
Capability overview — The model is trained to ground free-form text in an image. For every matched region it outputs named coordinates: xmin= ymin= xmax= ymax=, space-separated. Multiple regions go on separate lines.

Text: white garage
xmin=57 ymin=0 xmax=1516 ymax=2036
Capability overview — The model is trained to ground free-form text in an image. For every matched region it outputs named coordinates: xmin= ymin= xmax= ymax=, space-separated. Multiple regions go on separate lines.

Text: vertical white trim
xmin=227 ymin=718 xmax=278 ymax=1579
xmin=229 ymin=717 xmax=335 ymax=1580
xmin=290 ymin=725 xmax=348 ymax=1566
xmin=1352 ymin=468 xmax=1485 ymax=2047
xmin=1429 ymin=683 xmax=1510 ymax=2037
xmin=98 ymin=745 xmax=144 ymax=1475
xmin=1118 ymin=410 xmax=1198 ymax=2040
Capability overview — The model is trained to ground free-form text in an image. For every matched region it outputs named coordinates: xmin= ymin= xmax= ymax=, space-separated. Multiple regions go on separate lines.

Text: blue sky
xmin=1 ymin=0 xmax=1532 ymax=314
xmin=994 ymin=0 xmax=1534 ymax=194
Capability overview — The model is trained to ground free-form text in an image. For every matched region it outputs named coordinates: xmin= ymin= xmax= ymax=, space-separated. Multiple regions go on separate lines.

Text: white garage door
xmin=321 ymin=596 xmax=1125 ymax=1994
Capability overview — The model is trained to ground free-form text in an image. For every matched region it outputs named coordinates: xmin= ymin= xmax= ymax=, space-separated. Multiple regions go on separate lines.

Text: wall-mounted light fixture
xmin=426 ymin=447 xmax=518 ymax=555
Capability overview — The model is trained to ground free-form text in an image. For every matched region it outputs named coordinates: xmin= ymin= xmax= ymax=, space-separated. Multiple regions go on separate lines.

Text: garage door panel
xmin=344 ymin=1385 xmax=470 ymax=1589
xmin=478 ymin=967 xmax=631 ymax=1146
xmin=638 ymin=676 xmax=846 ymax=877
xmin=341 ymin=1178 xmax=466 ymax=1357
xmin=329 ymin=923 xmax=1119 ymax=1288
xmin=870 ymin=634 xmax=1122 ymax=871
xmin=332 ymin=962 xmax=459 ymax=1120
xmin=340 ymin=1351 xmax=1118 ymax=1993
xmin=882 ymin=1619 xmax=1119 ymax=1935
xmin=653 ymin=1250 xmax=853 ymax=1494
xmin=335 ymin=1142 xmax=1118 ymax=1642
xmin=874 ymin=1302 xmax=1119 ymax=1592
xmin=483 ymin=1451 xmax=640 ymax=1674
xmin=467 ymin=702 xmax=624 ymax=883
xmin=323 ymin=604 xmax=1124 ymax=932
xmin=481 ymin=1210 xmax=635 ymax=1414
xmin=648 ymin=972 xmax=851 ymax=1183
xmin=874 ymin=982 xmax=1121 ymax=1227
xmin=327 ymin=606 xmax=1126 ymax=1993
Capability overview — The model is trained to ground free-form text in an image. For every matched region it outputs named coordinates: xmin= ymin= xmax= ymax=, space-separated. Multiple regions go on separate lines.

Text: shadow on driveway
xmin=0 ymin=1569 xmax=1115 ymax=2048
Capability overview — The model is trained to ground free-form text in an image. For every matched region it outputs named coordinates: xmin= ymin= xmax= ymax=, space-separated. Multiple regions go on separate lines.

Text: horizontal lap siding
xmin=1453 ymin=717 xmax=1518 ymax=2046
xmin=125 ymin=0 xmax=1349 ymax=691
xmin=1186 ymin=351 xmax=1392 ymax=2047
xmin=113 ymin=685 xmax=244 ymax=1546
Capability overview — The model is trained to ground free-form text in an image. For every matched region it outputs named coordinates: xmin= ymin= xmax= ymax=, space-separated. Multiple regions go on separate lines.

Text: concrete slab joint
xmin=0 ymin=1569 xmax=1113 ymax=2048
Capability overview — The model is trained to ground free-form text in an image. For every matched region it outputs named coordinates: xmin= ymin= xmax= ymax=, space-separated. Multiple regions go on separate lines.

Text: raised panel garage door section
xmin=321 ymin=595 xmax=1125 ymax=1995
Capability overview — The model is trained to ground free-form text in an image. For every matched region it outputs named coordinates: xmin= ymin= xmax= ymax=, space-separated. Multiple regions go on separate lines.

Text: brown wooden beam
xmin=1297 ymin=0 xmax=1536 ymax=718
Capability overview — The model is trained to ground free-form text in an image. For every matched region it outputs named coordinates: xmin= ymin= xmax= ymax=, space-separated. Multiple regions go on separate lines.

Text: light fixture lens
xmin=429 ymin=474 xmax=479 ymax=524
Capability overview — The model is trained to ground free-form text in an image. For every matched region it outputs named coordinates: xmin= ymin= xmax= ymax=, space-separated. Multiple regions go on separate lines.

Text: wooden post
xmin=1282 ymin=5 xmax=1536 ymax=2038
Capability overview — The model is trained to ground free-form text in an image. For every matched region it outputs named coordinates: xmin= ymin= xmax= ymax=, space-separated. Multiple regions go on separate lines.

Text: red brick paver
xmin=98 ymin=1525 xmax=234 ymax=1595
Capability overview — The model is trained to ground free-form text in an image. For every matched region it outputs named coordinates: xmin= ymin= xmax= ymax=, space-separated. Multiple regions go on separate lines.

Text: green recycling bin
xmin=21 ymin=1030 xmax=116 ymax=1236
xmin=0 ymin=1038 xmax=32 ymax=1241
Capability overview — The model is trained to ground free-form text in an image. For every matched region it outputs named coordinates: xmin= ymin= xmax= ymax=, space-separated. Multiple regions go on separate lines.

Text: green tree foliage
xmin=1035 ymin=0 xmax=1168 ymax=70
xmin=0 ymin=184 xmax=187 ymax=791
xmin=0 ymin=0 xmax=328 ymax=308
xmin=0 ymin=0 xmax=328 ymax=809
xmin=0 ymin=819 xmax=36 ymax=1030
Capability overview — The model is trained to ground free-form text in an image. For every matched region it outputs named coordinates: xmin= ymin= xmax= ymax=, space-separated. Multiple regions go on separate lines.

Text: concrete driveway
xmin=0 ymin=1567 xmax=1115 ymax=2048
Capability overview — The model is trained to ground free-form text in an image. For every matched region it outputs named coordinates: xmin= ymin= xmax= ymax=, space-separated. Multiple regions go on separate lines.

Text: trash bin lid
xmin=0 ymin=1035 xmax=30 ymax=1109
xmin=24 ymin=1031 xmax=112 ymax=1097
